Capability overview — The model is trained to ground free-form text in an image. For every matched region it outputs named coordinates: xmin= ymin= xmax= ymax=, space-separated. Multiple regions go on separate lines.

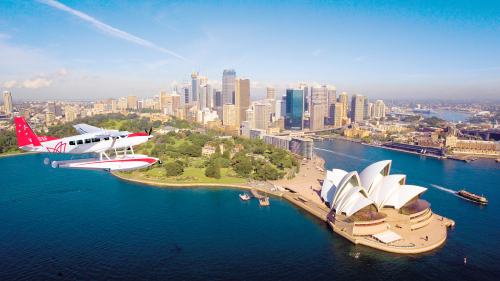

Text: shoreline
xmin=111 ymin=155 xmax=453 ymax=255
xmin=0 ymin=152 xmax=37 ymax=159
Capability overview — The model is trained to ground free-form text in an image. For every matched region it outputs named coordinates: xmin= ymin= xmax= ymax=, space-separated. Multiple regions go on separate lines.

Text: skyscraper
xmin=254 ymin=103 xmax=267 ymax=130
xmin=128 ymin=95 xmax=137 ymax=109
xmin=3 ymin=91 xmax=12 ymax=114
xmin=285 ymin=89 xmax=304 ymax=130
xmin=373 ymin=100 xmax=386 ymax=118
xmin=171 ymin=93 xmax=181 ymax=109
xmin=267 ymin=87 xmax=276 ymax=100
xmin=223 ymin=104 xmax=236 ymax=126
xmin=118 ymin=97 xmax=127 ymax=109
xmin=199 ymin=83 xmax=210 ymax=110
xmin=327 ymin=89 xmax=336 ymax=116
xmin=338 ymin=92 xmax=348 ymax=119
xmin=234 ymin=78 xmax=250 ymax=126
xmin=222 ymin=69 xmax=236 ymax=105
xmin=275 ymin=100 xmax=283 ymax=119
xmin=106 ymin=98 xmax=117 ymax=110
xmin=245 ymin=109 xmax=254 ymax=127
xmin=310 ymin=85 xmax=328 ymax=130
xmin=299 ymin=83 xmax=308 ymax=112
xmin=350 ymin=95 xmax=365 ymax=123
xmin=191 ymin=71 xmax=198 ymax=102
xmin=213 ymin=89 xmax=223 ymax=119
xmin=363 ymin=97 xmax=370 ymax=119
xmin=330 ymin=103 xmax=343 ymax=127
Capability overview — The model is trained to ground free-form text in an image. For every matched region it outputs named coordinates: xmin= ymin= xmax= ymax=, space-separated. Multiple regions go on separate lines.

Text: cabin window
xmin=69 ymin=141 xmax=75 ymax=145
xmin=85 ymin=139 xmax=91 ymax=144
xmin=77 ymin=140 xmax=83 ymax=145
xmin=120 ymin=135 xmax=126 ymax=138
xmin=92 ymin=138 xmax=100 ymax=142
xmin=104 ymin=137 xmax=110 ymax=141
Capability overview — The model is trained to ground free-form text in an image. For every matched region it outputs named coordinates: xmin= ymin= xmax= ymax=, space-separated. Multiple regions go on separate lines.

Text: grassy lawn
xmin=121 ymin=167 xmax=246 ymax=184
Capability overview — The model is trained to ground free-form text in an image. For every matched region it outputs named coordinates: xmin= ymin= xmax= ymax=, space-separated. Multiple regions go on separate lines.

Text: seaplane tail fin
xmin=14 ymin=117 xmax=42 ymax=147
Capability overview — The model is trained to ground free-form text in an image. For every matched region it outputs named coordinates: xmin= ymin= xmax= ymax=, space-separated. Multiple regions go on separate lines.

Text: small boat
xmin=457 ymin=190 xmax=488 ymax=205
xmin=259 ymin=197 xmax=270 ymax=206
xmin=239 ymin=193 xmax=250 ymax=201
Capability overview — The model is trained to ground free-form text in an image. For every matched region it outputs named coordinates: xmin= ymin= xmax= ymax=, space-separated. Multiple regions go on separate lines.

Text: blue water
xmin=1 ymin=141 xmax=499 ymax=280
xmin=421 ymin=110 xmax=470 ymax=123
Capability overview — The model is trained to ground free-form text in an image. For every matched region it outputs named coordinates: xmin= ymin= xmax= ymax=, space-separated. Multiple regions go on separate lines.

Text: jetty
xmin=251 ymin=186 xmax=265 ymax=199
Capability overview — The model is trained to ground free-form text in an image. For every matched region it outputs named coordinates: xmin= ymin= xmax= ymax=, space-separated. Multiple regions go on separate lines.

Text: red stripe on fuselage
xmin=127 ymin=133 xmax=148 ymax=137
xmin=74 ymin=158 xmax=157 ymax=166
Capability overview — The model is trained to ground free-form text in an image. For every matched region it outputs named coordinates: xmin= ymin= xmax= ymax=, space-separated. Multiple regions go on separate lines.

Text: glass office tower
xmin=285 ymin=89 xmax=304 ymax=130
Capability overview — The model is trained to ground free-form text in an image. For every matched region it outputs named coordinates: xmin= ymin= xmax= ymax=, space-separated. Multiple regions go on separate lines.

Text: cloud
xmin=3 ymin=80 xmax=17 ymax=88
xmin=170 ymin=81 xmax=178 ymax=88
xmin=6 ymin=69 xmax=70 ymax=89
xmin=37 ymin=0 xmax=191 ymax=62
xmin=312 ymin=49 xmax=324 ymax=56
xmin=20 ymin=78 xmax=53 ymax=89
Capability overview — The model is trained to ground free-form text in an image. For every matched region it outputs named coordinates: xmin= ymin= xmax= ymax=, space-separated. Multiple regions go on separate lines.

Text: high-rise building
xmin=171 ymin=93 xmax=181 ymax=109
xmin=299 ymin=83 xmax=308 ymax=112
xmin=285 ymin=89 xmax=304 ymax=130
xmin=181 ymin=85 xmax=191 ymax=107
xmin=330 ymin=103 xmax=343 ymax=127
xmin=242 ymin=121 xmax=251 ymax=138
xmin=191 ymin=71 xmax=198 ymax=102
xmin=47 ymin=101 xmax=62 ymax=117
xmin=234 ymin=78 xmax=250 ymax=126
xmin=106 ymin=98 xmax=117 ymax=110
xmin=245 ymin=109 xmax=254 ymax=128
xmin=264 ymin=99 xmax=275 ymax=122
xmin=367 ymin=102 xmax=373 ymax=118
xmin=118 ymin=97 xmax=127 ymax=109
xmin=222 ymin=69 xmax=236 ymax=105
xmin=373 ymin=100 xmax=386 ymax=118
xmin=3 ymin=91 xmax=12 ymax=114
xmin=199 ymin=83 xmax=211 ymax=110
xmin=223 ymin=104 xmax=236 ymax=126
xmin=327 ymin=89 xmax=336 ymax=116
xmin=310 ymin=85 xmax=328 ymax=130
xmin=310 ymin=104 xmax=325 ymax=130
xmin=128 ymin=95 xmax=137 ymax=109
xmin=363 ymin=97 xmax=370 ymax=119
xmin=254 ymin=103 xmax=267 ymax=130
xmin=338 ymin=92 xmax=348 ymax=119
xmin=350 ymin=95 xmax=365 ymax=123
xmin=213 ymin=89 xmax=223 ymax=120
xmin=267 ymin=87 xmax=276 ymax=100
xmin=46 ymin=111 xmax=54 ymax=124
xmin=65 ymin=106 xmax=77 ymax=122
xmin=275 ymin=100 xmax=283 ymax=119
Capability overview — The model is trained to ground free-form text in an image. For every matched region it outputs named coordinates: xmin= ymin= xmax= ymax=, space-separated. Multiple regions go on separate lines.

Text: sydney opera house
xmin=321 ymin=160 xmax=453 ymax=250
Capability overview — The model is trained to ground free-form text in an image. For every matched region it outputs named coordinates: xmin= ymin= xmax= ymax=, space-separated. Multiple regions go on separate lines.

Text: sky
xmin=1 ymin=0 xmax=499 ymax=101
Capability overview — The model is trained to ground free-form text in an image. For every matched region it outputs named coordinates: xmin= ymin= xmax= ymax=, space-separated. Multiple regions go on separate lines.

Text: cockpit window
xmin=92 ymin=138 xmax=100 ymax=142
xmin=104 ymin=137 xmax=109 ymax=141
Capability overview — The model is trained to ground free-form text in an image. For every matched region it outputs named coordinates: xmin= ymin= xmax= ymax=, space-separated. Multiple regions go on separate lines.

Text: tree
xmin=165 ymin=162 xmax=184 ymax=177
xmin=222 ymin=150 xmax=231 ymax=159
xmin=231 ymin=153 xmax=253 ymax=176
xmin=205 ymin=159 xmax=221 ymax=179
xmin=184 ymin=145 xmax=202 ymax=157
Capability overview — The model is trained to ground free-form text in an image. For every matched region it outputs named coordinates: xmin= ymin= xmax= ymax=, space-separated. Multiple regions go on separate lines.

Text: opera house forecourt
xmin=321 ymin=160 xmax=455 ymax=253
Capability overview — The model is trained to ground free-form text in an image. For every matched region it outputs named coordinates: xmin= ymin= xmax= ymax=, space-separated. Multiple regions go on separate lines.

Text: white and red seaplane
xmin=15 ymin=117 xmax=160 ymax=172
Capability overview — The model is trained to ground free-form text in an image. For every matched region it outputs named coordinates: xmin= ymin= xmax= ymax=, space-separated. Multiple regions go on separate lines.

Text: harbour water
xmin=421 ymin=110 xmax=471 ymax=123
xmin=1 ymin=140 xmax=499 ymax=280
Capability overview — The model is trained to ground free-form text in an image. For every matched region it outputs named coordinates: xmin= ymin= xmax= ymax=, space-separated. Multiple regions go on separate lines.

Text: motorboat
xmin=239 ymin=193 xmax=251 ymax=201
xmin=457 ymin=190 xmax=488 ymax=205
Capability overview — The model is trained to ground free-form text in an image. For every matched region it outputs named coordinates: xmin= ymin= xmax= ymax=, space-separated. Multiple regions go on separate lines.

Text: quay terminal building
xmin=321 ymin=160 xmax=454 ymax=252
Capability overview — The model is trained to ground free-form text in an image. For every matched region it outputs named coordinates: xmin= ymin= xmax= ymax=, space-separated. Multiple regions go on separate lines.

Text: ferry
xmin=457 ymin=190 xmax=488 ymax=205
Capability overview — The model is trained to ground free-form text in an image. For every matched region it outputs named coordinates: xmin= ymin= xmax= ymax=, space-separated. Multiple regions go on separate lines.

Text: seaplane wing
xmin=95 ymin=131 xmax=130 ymax=138
xmin=73 ymin=124 xmax=104 ymax=135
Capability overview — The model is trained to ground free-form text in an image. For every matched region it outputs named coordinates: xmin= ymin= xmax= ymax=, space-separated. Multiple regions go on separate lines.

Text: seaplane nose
xmin=148 ymin=135 xmax=153 ymax=139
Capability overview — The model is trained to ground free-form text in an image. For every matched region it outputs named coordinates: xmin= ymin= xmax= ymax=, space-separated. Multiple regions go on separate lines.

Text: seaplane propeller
xmin=145 ymin=128 xmax=153 ymax=136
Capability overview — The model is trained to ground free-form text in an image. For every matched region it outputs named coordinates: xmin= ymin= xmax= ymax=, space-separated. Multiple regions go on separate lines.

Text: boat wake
xmin=314 ymin=148 xmax=368 ymax=162
xmin=430 ymin=184 xmax=458 ymax=195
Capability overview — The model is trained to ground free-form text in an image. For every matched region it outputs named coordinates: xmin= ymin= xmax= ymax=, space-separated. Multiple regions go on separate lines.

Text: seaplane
xmin=14 ymin=117 xmax=160 ymax=172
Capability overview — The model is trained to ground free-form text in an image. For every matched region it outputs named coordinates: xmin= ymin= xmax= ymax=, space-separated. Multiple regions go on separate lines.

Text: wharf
xmin=251 ymin=186 xmax=265 ymax=199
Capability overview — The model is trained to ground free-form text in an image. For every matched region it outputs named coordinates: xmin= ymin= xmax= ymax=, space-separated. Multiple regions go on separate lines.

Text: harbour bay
xmin=1 ymin=138 xmax=499 ymax=280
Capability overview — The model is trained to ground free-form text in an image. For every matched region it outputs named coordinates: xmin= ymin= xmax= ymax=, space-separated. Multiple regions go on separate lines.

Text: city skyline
xmin=1 ymin=0 xmax=500 ymax=100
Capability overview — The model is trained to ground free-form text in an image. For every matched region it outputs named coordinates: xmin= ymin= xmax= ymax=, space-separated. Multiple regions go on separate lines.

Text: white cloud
xmin=20 ymin=78 xmax=53 ymax=89
xmin=3 ymin=80 xmax=17 ymax=88
xmin=170 ymin=81 xmax=178 ymax=88
xmin=37 ymin=0 xmax=191 ymax=62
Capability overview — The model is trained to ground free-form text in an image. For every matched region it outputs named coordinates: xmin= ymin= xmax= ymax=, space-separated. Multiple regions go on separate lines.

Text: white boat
xmin=48 ymin=154 xmax=159 ymax=172
xmin=239 ymin=193 xmax=251 ymax=201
